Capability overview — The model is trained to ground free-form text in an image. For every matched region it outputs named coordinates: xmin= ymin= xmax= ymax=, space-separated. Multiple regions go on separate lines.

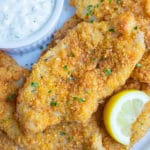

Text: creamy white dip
xmin=0 ymin=0 xmax=55 ymax=42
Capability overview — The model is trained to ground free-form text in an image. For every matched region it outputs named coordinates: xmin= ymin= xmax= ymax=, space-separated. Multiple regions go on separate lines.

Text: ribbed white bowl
xmin=0 ymin=0 xmax=64 ymax=53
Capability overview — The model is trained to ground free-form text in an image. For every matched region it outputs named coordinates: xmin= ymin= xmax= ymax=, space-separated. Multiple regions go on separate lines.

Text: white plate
xmin=9 ymin=0 xmax=150 ymax=149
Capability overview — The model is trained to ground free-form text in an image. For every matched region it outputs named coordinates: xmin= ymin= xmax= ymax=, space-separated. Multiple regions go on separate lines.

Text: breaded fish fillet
xmin=17 ymin=15 xmax=145 ymax=134
xmin=0 ymin=51 xmax=104 ymax=150
xmin=131 ymin=52 xmax=150 ymax=84
xmin=96 ymin=79 xmax=150 ymax=150
xmin=0 ymin=101 xmax=104 ymax=150
xmin=0 ymin=51 xmax=29 ymax=101
xmin=70 ymin=0 xmax=150 ymax=48
xmin=0 ymin=130 xmax=18 ymax=150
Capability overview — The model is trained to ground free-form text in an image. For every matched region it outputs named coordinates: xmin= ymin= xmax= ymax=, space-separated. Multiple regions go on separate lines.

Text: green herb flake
xmin=60 ymin=131 xmax=66 ymax=136
xmin=50 ymin=101 xmax=57 ymax=107
xmin=136 ymin=63 xmax=142 ymax=68
xmin=67 ymin=52 xmax=75 ymax=57
xmin=134 ymin=26 xmax=138 ymax=30
xmin=63 ymin=65 xmax=71 ymax=74
xmin=68 ymin=136 xmax=73 ymax=142
xmin=63 ymin=65 xmax=68 ymax=71
xmin=7 ymin=93 xmax=17 ymax=101
xmin=39 ymin=45 xmax=44 ymax=50
xmin=116 ymin=0 xmax=122 ymax=4
xmin=86 ymin=5 xmax=94 ymax=16
xmin=109 ymin=28 xmax=115 ymax=32
xmin=73 ymin=97 xmax=86 ymax=103
xmin=1 ymin=119 xmax=7 ymax=124
xmin=48 ymin=90 xmax=52 ymax=93
xmin=92 ymin=58 xmax=97 ymax=62
xmin=31 ymin=82 xmax=39 ymax=88
xmin=104 ymin=68 xmax=112 ymax=76
xmin=109 ymin=0 xmax=113 ymax=3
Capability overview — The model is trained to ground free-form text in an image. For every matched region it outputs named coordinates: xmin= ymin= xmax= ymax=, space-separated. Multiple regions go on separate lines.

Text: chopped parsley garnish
xmin=67 ymin=75 xmax=78 ymax=82
xmin=109 ymin=28 xmax=115 ymax=32
xmin=109 ymin=0 xmax=113 ymax=3
xmin=104 ymin=68 xmax=112 ymax=76
xmin=48 ymin=90 xmax=52 ymax=93
xmin=73 ymin=97 xmax=86 ymax=103
xmin=7 ymin=93 xmax=17 ymax=101
xmin=39 ymin=45 xmax=44 ymax=50
xmin=60 ymin=131 xmax=66 ymax=136
xmin=136 ymin=63 xmax=142 ymax=68
xmin=116 ymin=0 xmax=122 ymax=4
xmin=1 ymin=119 xmax=7 ymax=124
xmin=134 ymin=26 xmax=138 ymax=30
xmin=67 ymin=52 xmax=75 ymax=57
xmin=86 ymin=5 xmax=94 ymax=16
xmin=92 ymin=58 xmax=97 ymax=62
xmin=63 ymin=65 xmax=71 ymax=74
xmin=31 ymin=82 xmax=39 ymax=88
xmin=68 ymin=136 xmax=73 ymax=142
xmin=63 ymin=65 xmax=68 ymax=70
xmin=50 ymin=101 xmax=57 ymax=107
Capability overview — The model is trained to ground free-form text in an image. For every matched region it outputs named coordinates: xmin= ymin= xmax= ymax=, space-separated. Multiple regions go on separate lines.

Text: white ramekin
xmin=0 ymin=0 xmax=64 ymax=53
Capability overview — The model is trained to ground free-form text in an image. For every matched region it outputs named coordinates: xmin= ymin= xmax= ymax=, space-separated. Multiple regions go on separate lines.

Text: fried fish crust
xmin=0 ymin=51 xmax=29 ymax=101
xmin=131 ymin=52 xmax=150 ymax=84
xmin=17 ymin=15 xmax=145 ymax=134
xmin=0 ymin=51 xmax=104 ymax=150
xmin=70 ymin=0 xmax=150 ymax=49
xmin=0 ymin=130 xmax=18 ymax=150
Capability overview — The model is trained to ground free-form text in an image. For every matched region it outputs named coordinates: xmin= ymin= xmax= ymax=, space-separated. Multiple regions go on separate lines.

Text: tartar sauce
xmin=0 ymin=0 xmax=55 ymax=42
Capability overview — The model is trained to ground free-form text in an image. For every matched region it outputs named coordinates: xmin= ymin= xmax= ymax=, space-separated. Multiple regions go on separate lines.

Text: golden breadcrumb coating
xmin=17 ymin=15 xmax=145 ymax=134
xmin=0 ymin=98 xmax=104 ymax=150
xmin=70 ymin=0 xmax=150 ymax=49
xmin=0 ymin=130 xmax=18 ymax=150
xmin=131 ymin=52 xmax=150 ymax=84
xmin=0 ymin=51 xmax=104 ymax=150
xmin=0 ymin=51 xmax=29 ymax=101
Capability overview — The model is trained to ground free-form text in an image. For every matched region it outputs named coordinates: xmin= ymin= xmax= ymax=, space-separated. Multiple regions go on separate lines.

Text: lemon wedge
xmin=103 ymin=90 xmax=150 ymax=145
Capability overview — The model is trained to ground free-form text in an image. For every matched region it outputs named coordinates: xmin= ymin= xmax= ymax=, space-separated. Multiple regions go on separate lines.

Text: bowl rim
xmin=0 ymin=0 xmax=64 ymax=49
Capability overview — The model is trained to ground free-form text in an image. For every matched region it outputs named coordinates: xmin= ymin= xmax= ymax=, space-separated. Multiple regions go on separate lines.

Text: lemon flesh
xmin=103 ymin=90 xmax=150 ymax=145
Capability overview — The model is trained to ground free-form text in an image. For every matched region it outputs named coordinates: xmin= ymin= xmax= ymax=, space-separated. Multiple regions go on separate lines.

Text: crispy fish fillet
xmin=0 ymin=51 xmax=104 ymax=150
xmin=0 ymin=51 xmax=29 ymax=101
xmin=0 ymin=130 xmax=18 ymax=150
xmin=50 ymin=15 xmax=150 ymax=89
xmin=17 ymin=15 xmax=145 ymax=134
xmin=96 ymin=79 xmax=150 ymax=150
xmin=0 ymin=97 xmax=104 ymax=150
xmin=131 ymin=52 xmax=150 ymax=84
xmin=70 ymin=0 xmax=150 ymax=48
